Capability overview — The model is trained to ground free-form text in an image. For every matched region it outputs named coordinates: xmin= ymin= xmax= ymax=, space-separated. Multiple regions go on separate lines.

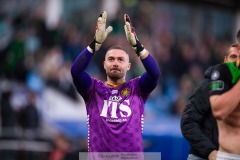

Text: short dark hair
xmin=106 ymin=45 xmax=129 ymax=55
xmin=225 ymin=43 xmax=240 ymax=57
xmin=231 ymin=43 xmax=240 ymax=48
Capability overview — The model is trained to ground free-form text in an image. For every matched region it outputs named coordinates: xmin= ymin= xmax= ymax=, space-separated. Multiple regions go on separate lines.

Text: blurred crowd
xmin=0 ymin=0 xmax=237 ymax=159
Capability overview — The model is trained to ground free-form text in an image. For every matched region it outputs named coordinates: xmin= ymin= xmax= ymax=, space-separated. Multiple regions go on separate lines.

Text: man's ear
xmin=127 ymin=63 xmax=131 ymax=71
xmin=103 ymin=61 xmax=106 ymax=69
xmin=224 ymin=56 xmax=227 ymax=62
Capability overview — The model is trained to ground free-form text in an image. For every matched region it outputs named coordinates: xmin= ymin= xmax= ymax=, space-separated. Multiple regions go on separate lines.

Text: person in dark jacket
xmin=181 ymin=42 xmax=240 ymax=160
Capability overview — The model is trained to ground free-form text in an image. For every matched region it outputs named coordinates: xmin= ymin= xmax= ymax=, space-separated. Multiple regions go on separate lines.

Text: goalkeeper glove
xmin=124 ymin=14 xmax=147 ymax=57
xmin=88 ymin=11 xmax=112 ymax=53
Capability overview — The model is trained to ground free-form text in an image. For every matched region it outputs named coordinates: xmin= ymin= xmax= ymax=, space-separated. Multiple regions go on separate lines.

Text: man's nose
xmin=112 ymin=60 xmax=119 ymax=65
xmin=113 ymin=64 xmax=118 ymax=67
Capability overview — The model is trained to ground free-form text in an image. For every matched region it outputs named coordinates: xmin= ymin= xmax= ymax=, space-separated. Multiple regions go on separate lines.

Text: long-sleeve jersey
xmin=71 ymin=48 xmax=160 ymax=152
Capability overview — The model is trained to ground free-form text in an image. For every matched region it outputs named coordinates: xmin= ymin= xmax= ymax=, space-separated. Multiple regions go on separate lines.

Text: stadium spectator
xmin=181 ymin=42 xmax=240 ymax=160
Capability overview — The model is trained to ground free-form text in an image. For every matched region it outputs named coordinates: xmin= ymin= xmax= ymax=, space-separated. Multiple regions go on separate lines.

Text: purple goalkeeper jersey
xmin=81 ymin=77 xmax=149 ymax=152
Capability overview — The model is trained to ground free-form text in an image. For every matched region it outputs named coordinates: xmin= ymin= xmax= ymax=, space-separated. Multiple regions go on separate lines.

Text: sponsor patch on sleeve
xmin=210 ymin=80 xmax=224 ymax=91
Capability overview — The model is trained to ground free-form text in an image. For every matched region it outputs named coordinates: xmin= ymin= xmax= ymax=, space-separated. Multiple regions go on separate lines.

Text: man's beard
xmin=106 ymin=71 xmax=124 ymax=80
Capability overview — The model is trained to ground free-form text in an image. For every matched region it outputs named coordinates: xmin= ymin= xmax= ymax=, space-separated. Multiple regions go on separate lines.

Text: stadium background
xmin=0 ymin=0 xmax=240 ymax=159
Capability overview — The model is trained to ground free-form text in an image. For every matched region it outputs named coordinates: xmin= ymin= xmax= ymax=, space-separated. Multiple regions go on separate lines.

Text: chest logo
xmin=121 ymin=88 xmax=130 ymax=97
xmin=100 ymin=99 xmax=132 ymax=119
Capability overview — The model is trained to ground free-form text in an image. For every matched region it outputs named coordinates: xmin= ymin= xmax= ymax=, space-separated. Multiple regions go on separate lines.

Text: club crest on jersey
xmin=211 ymin=70 xmax=220 ymax=80
xmin=121 ymin=88 xmax=130 ymax=97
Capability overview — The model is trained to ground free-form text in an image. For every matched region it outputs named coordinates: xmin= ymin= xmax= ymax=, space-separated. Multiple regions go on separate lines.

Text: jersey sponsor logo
xmin=106 ymin=118 xmax=127 ymax=123
xmin=109 ymin=95 xmax=122 ymax=102
xmin=210 ymin=80 xmax=224 ymax=91
xmin=100 ymin=98 xmax=132 ymax=122
xmin=121 ymin=88 xmax=130 ymax=97
xmin=211 ymin=70 xmax=220 ymax=80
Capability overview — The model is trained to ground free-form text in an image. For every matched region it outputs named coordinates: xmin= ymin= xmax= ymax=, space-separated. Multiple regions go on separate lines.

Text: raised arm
xmin=210 ymin=81 xmax=240 ymax=120
xmin=209 ymin=62 xmax=240 ymax=120
xmin=71 ymin=11 xmax=112 ymax=93
xmin=124 ymin=14 xmax=160 ymax=93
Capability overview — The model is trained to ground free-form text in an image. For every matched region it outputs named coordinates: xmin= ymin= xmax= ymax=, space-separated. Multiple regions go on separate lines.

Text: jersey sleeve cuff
xmin=87 ymin=46 xmax=94 ymax=53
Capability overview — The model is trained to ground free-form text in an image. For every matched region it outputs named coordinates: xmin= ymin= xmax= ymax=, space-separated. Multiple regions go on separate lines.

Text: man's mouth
xmin=111 ymin=68 xmax=120 ymax=72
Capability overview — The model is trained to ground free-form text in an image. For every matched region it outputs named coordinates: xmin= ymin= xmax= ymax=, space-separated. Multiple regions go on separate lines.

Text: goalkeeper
xmin=71 ymin=11 xmax=160 ymax=152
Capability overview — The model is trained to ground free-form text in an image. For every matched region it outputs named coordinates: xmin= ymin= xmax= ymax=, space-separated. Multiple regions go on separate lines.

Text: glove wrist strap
xmin=138 ymin=48 xmax=147 ymax=57
xmin=88 ymin=38 xmax=102 ymax=53
xmin=133 ymin=38 xmax=145 ymax=56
